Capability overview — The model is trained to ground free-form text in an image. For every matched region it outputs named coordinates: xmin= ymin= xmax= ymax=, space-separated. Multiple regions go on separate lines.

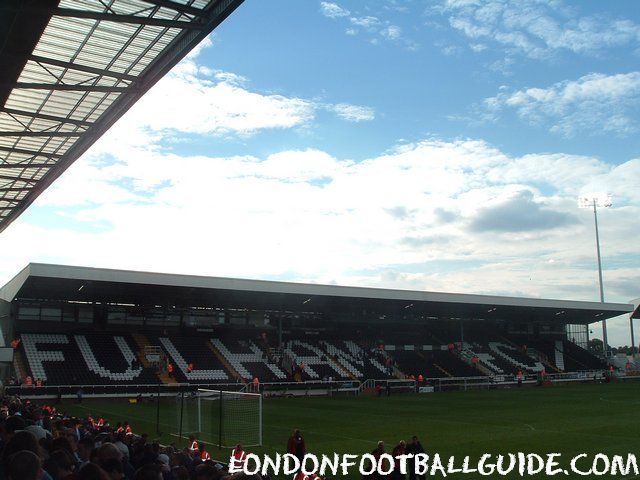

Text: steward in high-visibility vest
xmin=200 ymin=444 xmax=211 ymax=461
xmin=188 ymin=434 xmax=200 ymax=452
xmin=230 ymin=444 xmax=246 ymax=470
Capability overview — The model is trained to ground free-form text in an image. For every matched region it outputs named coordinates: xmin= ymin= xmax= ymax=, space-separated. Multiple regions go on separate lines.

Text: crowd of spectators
xmin=0 ymin=395 xmax=243 ymax=480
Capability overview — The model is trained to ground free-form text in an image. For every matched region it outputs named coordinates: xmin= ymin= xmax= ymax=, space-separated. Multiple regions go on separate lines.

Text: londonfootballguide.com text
xmin=228 ymin=452 xmax=639 ymax=477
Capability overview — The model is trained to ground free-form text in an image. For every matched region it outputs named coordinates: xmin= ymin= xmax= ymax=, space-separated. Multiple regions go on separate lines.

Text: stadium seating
xmin=15 ymin=328 xmax=610 ymax=386
xmin=488 ymin=342 xmax=544 ymax=372
xmin=467 ymin=343 xmax=518 ymax=374
xmin=562 ymin=340 xmax=608 ymax=370
xmin=20 ymin=333 xmax=158 ymax=385
xmin=285 ymin=339 xmax=351 ymax=380
xmin=157 ymin=336 xmax=228 ymax=382
xmin=212 ymin=338 xmax=287 ymax=382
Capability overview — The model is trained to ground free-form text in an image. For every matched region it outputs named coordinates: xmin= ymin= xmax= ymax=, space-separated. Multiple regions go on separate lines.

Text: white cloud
xmin=318 ymin=5 xmax=416 ymax=48
xmin=7 ymin=138 xmax=638 ymax=317
xmin=83 ymin=37 xmax=376 ymax=152
xmin=469 ymin=43 xmax=487 ymax=52
xmin=332 ymin=103 xmax=375 ymax=122
xmin=381 ymin=25 xmax=402 ymax=41
xmin=120 ymin=43 xmax=316 ymax=138
xmin=350 ymin=16 xmax=381 ymax=29
xmin=433 ymin=0 xmax=640 ymax=60
xmin=3 ymin=135 xmax=639 ymax=348
xmin=484 ymin=72 xmax=640 ymax=136
xmin=320 ymin=2 xmax=350 ymax=19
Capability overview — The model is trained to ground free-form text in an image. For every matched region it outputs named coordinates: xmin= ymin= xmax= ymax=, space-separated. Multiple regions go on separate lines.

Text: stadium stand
xmin=16 ymin=329 xmax=614 ymax=386
xmin=4 ymin=264 xmax=632 ymax=391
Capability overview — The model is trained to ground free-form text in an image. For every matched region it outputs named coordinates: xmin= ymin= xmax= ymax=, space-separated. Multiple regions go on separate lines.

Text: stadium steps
xmin=492 ymin=339 xmax=544 ymax=372
xmin=132 ymin=334 xmax=155 ymax=368
xmin=433 ymin=363 xmax=452 ymax=377
xmin=206 ymin=340 xmax=243 ymax=382
xmin=132 ymin=334 xmax=172 ymax=384
xmin=554 ymin=341 xmax=565 ymax=371
xmin=461 ymin=351 xmax=494 ymax=376
xmin=14 ymin=349 xmax=29 ymax=381
xmin=327 ymin=352 xmax=357 ymax=380
xmin=527 ymin=347 xmax=561 ymax=373
xmin=553 ymin=342 xmax=588 ymax=371
xmin=499 ymin=335 xmax=523 ymax=350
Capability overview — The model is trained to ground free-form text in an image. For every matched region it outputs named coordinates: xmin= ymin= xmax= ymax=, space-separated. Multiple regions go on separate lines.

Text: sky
xmin=2 ymin=0 xmax=640 ymax=346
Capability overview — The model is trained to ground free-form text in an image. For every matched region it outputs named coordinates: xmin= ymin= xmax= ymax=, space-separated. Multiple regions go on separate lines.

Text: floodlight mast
xmin=578 ymin=194 xmax=612 ymax=357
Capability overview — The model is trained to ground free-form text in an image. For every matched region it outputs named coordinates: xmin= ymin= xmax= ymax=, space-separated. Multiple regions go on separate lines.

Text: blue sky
xmin=2 ymin=0 xmax=640 ymax=345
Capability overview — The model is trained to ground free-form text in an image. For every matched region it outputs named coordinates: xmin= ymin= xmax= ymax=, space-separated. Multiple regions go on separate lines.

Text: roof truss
xmin=0 ymin=0 xmax=244 ymax=233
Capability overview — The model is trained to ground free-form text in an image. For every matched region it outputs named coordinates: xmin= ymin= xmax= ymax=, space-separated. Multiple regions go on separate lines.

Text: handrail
xmin=4 ymin=370 xmax=608 ymax=399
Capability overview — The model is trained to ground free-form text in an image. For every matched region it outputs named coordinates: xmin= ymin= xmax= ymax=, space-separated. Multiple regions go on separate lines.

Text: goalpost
xmin=178 ymin=389 xmax=262 ymax=448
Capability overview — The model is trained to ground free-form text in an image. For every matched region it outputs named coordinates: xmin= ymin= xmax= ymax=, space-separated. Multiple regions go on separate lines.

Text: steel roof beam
xmin=1 ymin=108 xmax=93 ymax=127
xmin=140 ymin=0 xmax=206 ymax=17
xmin=0 ymin=163 xmax=54 ymax=168
xmin=29 ymin=54 xmax=138 ymax=82
xmin=0 ymin=131 xmax=82 ymax=137
xmin=0 ymin=175 xmax=39 ymax=184
xmin=0 ymin=145 xmax=62 ymax=158
xmin=1 ymin=6 xmax=207 ymax=29
xmin=10 ymin=82 xmax=130 ymax=93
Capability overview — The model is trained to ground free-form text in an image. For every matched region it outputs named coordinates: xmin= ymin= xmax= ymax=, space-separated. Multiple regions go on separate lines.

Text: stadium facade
xmin=0 ymin=263 xmax=633 ymax=393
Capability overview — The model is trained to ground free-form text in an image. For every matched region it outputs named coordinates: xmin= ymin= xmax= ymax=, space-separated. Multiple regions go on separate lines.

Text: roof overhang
xmin=631 ymin=298 xmax=640 ymax=320
xmin=0 ymin=0 xmax=244 ymax=232
xmin=1 ymin=263 xmax=633 ymax=325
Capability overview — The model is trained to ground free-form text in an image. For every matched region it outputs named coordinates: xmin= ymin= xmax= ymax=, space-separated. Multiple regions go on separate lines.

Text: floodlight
xmin=577 ymin=193 xmax=612 ymax=357
xmin=578 ymin=193 xmax=612 ymax=209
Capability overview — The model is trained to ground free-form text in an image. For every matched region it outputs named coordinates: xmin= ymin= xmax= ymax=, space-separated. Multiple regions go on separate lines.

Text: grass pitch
xmin=59 ymin=382 xmax=640 ymax=479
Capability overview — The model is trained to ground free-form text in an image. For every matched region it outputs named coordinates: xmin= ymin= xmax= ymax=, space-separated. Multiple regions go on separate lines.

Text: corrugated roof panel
xmin=0 ymin=0 xmax=245 ymax=231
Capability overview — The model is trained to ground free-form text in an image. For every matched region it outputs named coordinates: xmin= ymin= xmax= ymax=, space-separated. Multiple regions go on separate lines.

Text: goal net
xmin=176 ymin=389 xmax=262 ymax=448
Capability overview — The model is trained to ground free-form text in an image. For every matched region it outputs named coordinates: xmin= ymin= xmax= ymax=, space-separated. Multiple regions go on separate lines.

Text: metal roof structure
xmin=1 ymin=263 xmax=633 ymax=325
xmin=631 ymin=298 xmax=640 ymax=320
xmin=0 ymin=0 xmax=243 ymax=232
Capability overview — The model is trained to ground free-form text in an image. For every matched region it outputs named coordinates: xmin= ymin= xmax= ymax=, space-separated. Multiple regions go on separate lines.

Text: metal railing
xmin=3 ymin=370 xmax=612 ymax=399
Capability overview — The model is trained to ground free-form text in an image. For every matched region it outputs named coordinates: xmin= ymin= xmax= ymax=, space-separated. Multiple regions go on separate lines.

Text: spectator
xmin=8 ymin=450 xmax=42 ymax=480
xmin=77 ymin=463 xmax=111 ymax=480
xmin=369 ymin=441 xmax=386 ymax=480
xmin=45 ymin=449 xmax=76 ymax=480
xmin=78 ymin=437 xmax=95 ymax=468
xmin=287 ymin=429 xmax=306 ymax=461
xmin=194 ymin=463 xmax=219 ymax=480
xmin=171 ymin=466 xmax=190 ymax=480
xmin=134 ymin=464 xmax=162 ymax=480
xmin=391 ymin=440 xmax=406 ymax=480
xmin=405 ymin=436 xmax=425 ymax=480
xmin=101 ymin=458 xmax=125 ymax=480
